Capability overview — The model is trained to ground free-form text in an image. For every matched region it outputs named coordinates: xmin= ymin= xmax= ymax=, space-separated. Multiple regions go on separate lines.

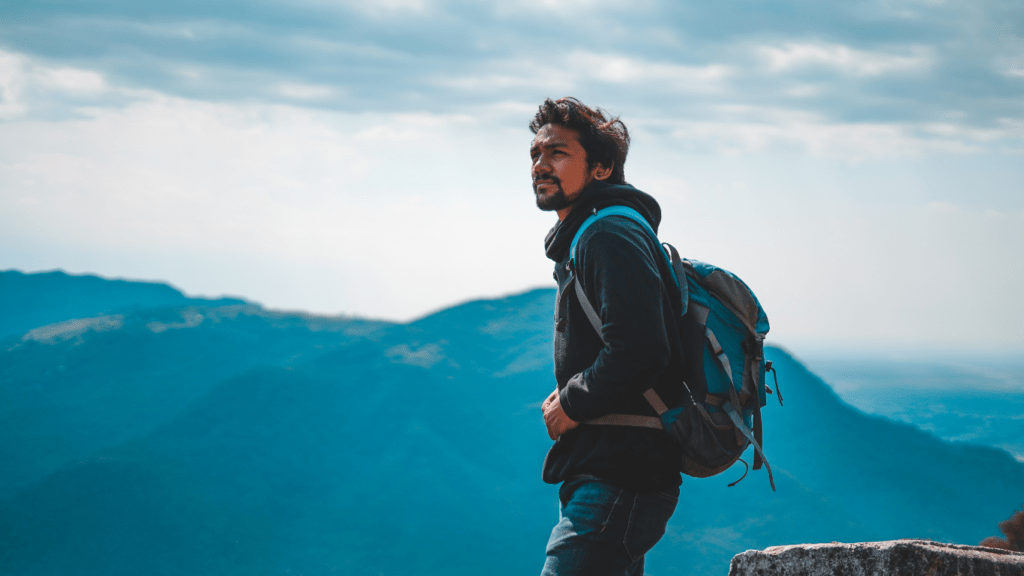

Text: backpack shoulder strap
xmin=567 ymin=205 xmax=679 ymax=430
xmin=569 ymin=206 xmax=679 ymax=289
xmin=568 ymin=206 xmax=657 ymax=340
xmin=573 ymin=274 xmax=604 ymax=339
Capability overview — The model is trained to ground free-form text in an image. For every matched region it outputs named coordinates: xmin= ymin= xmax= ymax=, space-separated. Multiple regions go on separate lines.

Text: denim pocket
xmin=558 ymin=478 xmax=625 ymax=537
xmin=622 ymin=491 xmax=678 ymax=562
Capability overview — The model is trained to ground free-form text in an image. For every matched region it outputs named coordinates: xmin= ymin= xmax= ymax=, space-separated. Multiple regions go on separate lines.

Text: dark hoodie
xmin=543 ymin=180 xmax=684 ymax=493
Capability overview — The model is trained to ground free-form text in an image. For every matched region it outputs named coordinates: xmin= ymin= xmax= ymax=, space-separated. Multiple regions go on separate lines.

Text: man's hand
xmin=542 ymin=388 xmax=579 ymax=440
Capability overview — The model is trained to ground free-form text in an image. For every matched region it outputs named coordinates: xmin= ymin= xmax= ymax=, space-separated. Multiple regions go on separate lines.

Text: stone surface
xmin=730 ymin=539 xmax=1024 ymax=576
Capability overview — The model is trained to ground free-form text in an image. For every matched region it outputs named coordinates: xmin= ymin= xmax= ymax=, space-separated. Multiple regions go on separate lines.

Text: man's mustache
xmin=533 ymin=175 xmax=560 ymax=189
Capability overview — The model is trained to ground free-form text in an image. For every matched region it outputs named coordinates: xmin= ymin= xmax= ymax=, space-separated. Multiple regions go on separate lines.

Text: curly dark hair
xmin=529 ymin=97 xmax=630 ymax=185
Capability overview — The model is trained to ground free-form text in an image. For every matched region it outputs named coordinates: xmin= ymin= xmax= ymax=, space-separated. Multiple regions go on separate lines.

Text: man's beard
xmin=534 ymin=178 xmax=572 ymax=211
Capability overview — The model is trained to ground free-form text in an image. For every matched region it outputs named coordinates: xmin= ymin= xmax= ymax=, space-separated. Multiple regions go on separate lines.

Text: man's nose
xmin=533 ymin=156 xmax=551 ymax=176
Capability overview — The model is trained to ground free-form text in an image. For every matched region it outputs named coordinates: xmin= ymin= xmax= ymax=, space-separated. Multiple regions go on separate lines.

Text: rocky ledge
xmin=730 ymin=539 xmax=1024 ymax=576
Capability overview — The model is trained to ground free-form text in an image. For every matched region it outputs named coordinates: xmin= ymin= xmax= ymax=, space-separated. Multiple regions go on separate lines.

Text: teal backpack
xmin=568 ymin=206 xmax=782 ymax=490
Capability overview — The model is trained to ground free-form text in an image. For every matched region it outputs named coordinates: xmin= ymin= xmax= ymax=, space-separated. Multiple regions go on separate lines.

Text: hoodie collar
xmin=543 ymin=180 xmax=662 ymax=262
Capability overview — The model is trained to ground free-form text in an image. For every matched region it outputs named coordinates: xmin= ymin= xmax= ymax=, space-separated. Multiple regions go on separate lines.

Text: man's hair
xmin=529 ymin=97 xmax=630 ymax=185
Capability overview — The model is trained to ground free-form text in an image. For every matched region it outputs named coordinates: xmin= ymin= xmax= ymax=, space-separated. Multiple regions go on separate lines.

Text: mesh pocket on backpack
xmin=667 ymin=404 xmax=745 ymax=478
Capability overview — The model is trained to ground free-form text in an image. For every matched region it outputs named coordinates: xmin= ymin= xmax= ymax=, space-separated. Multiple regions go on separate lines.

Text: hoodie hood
xmin=544 ymin=180 xmax=662 ymax=262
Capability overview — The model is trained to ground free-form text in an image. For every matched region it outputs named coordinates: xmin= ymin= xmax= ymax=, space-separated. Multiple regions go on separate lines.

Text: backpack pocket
xmin=663 ymin=403 xmax=747 ymax=478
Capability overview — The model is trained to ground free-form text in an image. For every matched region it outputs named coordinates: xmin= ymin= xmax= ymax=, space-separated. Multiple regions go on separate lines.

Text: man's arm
xmin=557 ymin=220 xmax=671 ymax=423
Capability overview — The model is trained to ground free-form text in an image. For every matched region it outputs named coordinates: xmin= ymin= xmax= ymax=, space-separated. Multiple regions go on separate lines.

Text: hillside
xmin=1 ymin=274 xmax=1022 ymax=575
xmin=806 ymin=357 xmax=1024 ymax=462
xmin=0 ymin=297 xmax=388 ymax=498
xmin=0 ymin=269 xmax=247 ymax=339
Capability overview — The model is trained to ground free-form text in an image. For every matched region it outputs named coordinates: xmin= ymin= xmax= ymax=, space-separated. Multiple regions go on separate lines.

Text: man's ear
xmin=592 ymin=163 xmax=613 ymax=181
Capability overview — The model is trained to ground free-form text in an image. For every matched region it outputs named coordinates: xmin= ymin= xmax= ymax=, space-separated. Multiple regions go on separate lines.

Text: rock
xmin=730 ymin=539 xmax=1024 ymax=576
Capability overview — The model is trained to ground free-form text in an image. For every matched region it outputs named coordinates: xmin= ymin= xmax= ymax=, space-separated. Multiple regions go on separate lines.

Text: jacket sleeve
xmin=557 ymin=219 xmax=671 ymax=422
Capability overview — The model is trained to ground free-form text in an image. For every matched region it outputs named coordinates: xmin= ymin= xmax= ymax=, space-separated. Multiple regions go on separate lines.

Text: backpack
xmin=568 ymin=206 xmax=782 ymax=490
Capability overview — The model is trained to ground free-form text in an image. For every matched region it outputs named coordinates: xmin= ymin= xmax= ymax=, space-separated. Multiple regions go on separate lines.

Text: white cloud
xmin=566 ymin=52 xmax=732 ymax=91
xmin=311 ymin=0 xmax=430 ymax=18
xmin=648 ymin=114 xmax=994 ymax=160
xmin=996 ymin=53 xmax=1024 ymax=78
xmin=759 ymin=42 xmax=931 ymax=77
xmin=0 ymin=49 xmax=134 ymax=120
xmin=277 ymin=82 xmax=338 ymax=100
xmin=38 ymin=67 xmax=107 ymax=93
xmin=0 ymin=52 xmax=29 ymax=119
xmin=440 ymin=51 xmax=731 ymax=96
xmin=493 ymin=0 xmax=657 ymax=17
xmin=437 ymin=59 xmax=576 ymax=93
xmin=355 ymin=112 xmax=475 ymax=140
xmin=920 ymin=121 xmax=1024 ymax=143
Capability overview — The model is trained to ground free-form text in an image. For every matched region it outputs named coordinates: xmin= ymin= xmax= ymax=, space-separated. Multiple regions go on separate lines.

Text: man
xmin=532 ymin=97 xmax=686 ymax=576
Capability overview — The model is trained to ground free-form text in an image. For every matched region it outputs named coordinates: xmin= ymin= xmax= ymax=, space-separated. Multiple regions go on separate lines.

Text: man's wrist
xmin=559 ymin=375 xmax=584 ymax=422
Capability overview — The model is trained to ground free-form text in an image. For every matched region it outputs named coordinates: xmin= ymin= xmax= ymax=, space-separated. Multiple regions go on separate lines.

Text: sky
xmin=1 ymin=0 xmax=1022 ymax=355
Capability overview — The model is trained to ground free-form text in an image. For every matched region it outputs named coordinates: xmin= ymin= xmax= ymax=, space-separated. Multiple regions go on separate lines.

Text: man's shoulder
xmin=576 ymin=213 xmax=657 ymax=255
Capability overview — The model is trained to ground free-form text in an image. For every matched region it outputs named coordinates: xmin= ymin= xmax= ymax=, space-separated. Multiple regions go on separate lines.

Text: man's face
xmin=530 ymin=124 xmax=604 ymax=214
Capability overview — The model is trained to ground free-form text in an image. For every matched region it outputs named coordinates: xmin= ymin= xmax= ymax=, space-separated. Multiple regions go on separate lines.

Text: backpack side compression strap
xmin=722 ymin=402 xmax=775 ymax=491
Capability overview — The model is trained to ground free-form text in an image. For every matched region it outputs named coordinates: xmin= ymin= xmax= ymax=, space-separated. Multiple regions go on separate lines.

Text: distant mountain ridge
xmin=1 ymin=271 xmax=1022 ymax=576
xmin=806 ymin=357 xmax=1024 ymax=462
xmin=0 ymin=269 xmax=247 ymax=339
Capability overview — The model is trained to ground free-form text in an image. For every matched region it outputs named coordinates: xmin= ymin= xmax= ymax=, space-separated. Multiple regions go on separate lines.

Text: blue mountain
xmin=0 ymin=276 xmax=387 ymax=498
xmin=0 ymin=269 xmax=246 ymax=339
xmin=1 ymin=275 xmax=1021 ymax=575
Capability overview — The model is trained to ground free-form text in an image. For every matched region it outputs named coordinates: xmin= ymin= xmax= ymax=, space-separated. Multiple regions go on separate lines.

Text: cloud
xmin=277 ymin=82 xmax=338 ymax=100
xmin=2 ymin=0 xmax=1020 ymax=137
xmin=629 ymin=106 xmax=1024 ymax=160
xmin=758 ymin=43 xmax=931 ymax=77
xmin=0 ymin=52 xmax=29 ymax=118
xmin=438 ymin=51 xmax=731 ymax=100
xmin=3 ymin=0 xmax=1022 ymax=159
xmin=337 ymin=0 xmax=431 ymax=17
xmin=0 ymin=52 xmax=96 ymax=119
xmin=567 ymin=52 xmax=732 ymax=90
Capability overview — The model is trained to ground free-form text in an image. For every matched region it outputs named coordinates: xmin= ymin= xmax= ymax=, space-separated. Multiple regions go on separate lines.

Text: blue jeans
xmin=541 ymin=476 xmax=678 ymax=576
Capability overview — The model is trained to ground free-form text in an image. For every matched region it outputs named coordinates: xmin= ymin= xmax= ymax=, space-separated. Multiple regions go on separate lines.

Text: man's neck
xmin=556 ymin=177 xmax=599 ymax=220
